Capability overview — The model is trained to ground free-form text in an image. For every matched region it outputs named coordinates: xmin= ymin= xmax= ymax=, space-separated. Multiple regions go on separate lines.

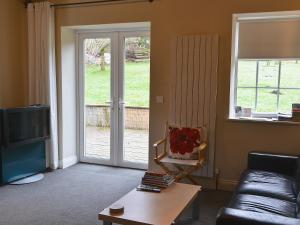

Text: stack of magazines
xmin=141 ymin=171 xmax=175 ymax=188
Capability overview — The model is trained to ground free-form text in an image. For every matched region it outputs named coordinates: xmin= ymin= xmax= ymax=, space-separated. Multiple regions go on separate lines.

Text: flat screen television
xmin=0 ymin=105 xmax=50 ymax=147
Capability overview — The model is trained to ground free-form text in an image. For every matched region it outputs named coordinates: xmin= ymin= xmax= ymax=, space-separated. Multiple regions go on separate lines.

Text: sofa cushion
xmin=229 ymin=194 xmax=297 ymax=218
xmin=297 ymin=193 xmax=300 ymax=218
xmin=236 ymin=170 xmax=297 ymax=202
xmin=296 ymin=157 xmax=300 ymax=191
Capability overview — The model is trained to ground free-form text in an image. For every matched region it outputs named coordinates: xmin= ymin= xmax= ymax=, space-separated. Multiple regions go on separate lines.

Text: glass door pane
xmin=122 ymin=35 xmax=150 ymax=166
xmin=84 ymin=38 xmax=112 ymax=160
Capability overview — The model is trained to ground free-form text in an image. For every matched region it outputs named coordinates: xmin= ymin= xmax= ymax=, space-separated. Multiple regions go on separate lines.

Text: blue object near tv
xmin=0 ymin=105 xmax=50 ymax=185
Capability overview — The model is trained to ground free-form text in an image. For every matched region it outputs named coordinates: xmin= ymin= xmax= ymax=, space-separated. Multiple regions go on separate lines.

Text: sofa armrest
xmin=216 ymin=207 xmax=300 ymax=225
xmin=248 ymin=151 xmax=299 ymax=177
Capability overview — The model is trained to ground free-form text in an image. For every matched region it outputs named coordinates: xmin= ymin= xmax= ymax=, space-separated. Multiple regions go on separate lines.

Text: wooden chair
xmin=153 ymin=123 xmax=208 ymax=185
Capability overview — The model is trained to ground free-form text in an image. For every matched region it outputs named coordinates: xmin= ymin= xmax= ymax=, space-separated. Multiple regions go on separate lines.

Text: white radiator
xmin=169 ymin=35 xmax=219 ymax=177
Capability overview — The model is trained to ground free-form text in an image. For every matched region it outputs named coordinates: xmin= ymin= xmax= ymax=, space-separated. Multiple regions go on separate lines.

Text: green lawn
xmin=85 ymin=61 xmax=150 ymax=107
xmin=85 ymin=60 xmax=300 ymax=113
xmin=237 ymin=60 xmax=300 ymax=113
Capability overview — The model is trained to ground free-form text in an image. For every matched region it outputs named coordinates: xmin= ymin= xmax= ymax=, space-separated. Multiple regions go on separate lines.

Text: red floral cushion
xmin=168 ymin=126 xmax=202 ymax=160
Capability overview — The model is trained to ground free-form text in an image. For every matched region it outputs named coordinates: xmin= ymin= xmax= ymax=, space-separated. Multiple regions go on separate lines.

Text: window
xmin=237 ymin=60 xmax=300 ymax=115
xmin=230 ymin=11 xmax=300 ymax=120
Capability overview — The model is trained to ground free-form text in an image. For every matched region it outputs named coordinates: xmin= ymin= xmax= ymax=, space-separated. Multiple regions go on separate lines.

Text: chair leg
xmin=185 ymin=167 xmax=200 ymax=185
xmin=173 ymin=165 xmax=188 ymax=181
xmin=154 ymin=160 xmax=202 ymax=185
xmin=174 ymin=165 xmax=199 ymax=185
xmin=155 ymin=160 xmax=173 ymax=175
xmin=187 ymin=175 xmax=198 ymax=185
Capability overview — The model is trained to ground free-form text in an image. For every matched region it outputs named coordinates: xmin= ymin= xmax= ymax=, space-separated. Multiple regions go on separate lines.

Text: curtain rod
xmin=25 ymin=0 xmax=154 ymax=8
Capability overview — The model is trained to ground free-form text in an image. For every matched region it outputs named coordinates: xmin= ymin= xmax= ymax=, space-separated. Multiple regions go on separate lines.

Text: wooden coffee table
xmin=98 ymin=183 xmax=201 ymax=225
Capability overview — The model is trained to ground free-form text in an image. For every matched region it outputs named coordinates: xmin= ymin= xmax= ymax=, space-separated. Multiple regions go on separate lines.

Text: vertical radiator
xmin=169 ymin=35 xmax=219 ymax=177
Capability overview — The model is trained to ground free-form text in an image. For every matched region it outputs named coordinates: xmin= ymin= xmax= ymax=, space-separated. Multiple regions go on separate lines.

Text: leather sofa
xmin=216 ymin=152 xmax=300 ymax=225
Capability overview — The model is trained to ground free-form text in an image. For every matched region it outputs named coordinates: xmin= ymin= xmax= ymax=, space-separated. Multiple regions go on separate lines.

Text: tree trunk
xmin=100 ymin=51 xmax=105 ymax=71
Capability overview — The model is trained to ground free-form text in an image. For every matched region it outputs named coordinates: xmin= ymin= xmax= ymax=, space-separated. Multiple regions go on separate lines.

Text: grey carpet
xmin=0 ymin=163 xmax=231 ymax=225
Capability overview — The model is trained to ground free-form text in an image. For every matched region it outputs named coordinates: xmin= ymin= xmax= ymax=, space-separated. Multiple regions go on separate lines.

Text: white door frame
xmin=77 ymin=31 xmax=119 ymax=166
xmin=76 ymin=28 xmax=150 ymax=169
xmin=117 ymin=31 xmax=150 ymax=170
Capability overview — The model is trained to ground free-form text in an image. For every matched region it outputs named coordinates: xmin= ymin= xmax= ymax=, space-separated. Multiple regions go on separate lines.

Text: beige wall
xmin=4 ymin=0 xmax=300 ymax=187
xmin=53 ymin=0 xmax=300 ymax=186
xmin=0 ymin=0 xmax=27 ymax=108
xmin=59 ymin=27 xmax=78 ymax=167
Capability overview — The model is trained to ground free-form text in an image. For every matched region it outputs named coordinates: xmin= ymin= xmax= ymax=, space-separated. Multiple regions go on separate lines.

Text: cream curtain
xmin=27 ymin=2 xmax=59 ymax=169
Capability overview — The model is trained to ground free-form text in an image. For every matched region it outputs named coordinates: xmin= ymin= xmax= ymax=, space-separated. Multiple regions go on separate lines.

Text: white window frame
xmin=229 ymin=10 xmax=300 ymax=119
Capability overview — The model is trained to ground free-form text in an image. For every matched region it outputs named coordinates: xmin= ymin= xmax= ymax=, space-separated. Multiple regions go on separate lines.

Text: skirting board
xmin=193 ymin=176 xmax=238 ymax=191
xmin=218 ymin=179 xmax=239 ymax=191
xmin=59 ymin=155 xmax=78 ymax=169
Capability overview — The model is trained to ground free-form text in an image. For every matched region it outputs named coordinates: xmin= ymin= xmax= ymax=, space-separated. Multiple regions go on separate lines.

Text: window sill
xmin=228 ymin=118 xmax=300 ymax=126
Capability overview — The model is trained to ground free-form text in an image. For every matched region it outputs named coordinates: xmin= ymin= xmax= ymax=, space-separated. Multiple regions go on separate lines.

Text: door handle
xmin=119 ymin=102 xmax=126 ymax=110
xmin=105 ymin=101 xmax=114 ymax=110
xmin=105 ymin=101 xmax=127 ymax=110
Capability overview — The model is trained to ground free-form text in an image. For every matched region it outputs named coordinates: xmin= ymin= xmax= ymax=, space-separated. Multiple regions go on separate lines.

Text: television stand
xmin=10 ymin=173 xmax=44 ymax=185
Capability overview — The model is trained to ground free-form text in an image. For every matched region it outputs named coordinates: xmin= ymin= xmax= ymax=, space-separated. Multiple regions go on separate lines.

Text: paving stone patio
xmin=85 ymin=126 xmax=149 ymax=164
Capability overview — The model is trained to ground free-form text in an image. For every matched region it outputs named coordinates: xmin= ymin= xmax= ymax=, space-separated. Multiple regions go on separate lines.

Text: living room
xmin=0 ymin=0 xmax=300 ymax=225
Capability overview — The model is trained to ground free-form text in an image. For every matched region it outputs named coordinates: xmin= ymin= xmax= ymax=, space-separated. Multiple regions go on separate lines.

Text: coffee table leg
xmin=103 ymin=221 xmax=112 ymax=225
xmin=192 ymin=191 xmax=200 ymax=220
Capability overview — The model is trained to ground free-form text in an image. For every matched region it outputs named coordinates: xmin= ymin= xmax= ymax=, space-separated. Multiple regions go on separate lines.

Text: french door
xmin=78 ymin=30 xmax=150 ymax=170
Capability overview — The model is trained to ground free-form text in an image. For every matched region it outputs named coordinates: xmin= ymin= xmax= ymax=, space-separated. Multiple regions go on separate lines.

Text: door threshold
xmin=78 ymin=162 xmax=148 ymax=171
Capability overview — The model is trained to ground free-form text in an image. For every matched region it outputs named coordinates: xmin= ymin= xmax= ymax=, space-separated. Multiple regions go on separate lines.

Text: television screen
xmin=1 ymin=105 xmax=50 ymax=146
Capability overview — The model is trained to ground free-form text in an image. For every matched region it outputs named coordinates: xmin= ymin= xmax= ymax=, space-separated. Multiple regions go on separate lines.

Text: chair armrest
xmin=216 ymin=207 xmax=300 ymax=225
xmin=198 ymin=142 xmax=207 ymax=151
xmin=153 ymin=138 xmax=167 ymax=159
xmin=197 ymin=142 xmax=207 ymax=164
xmin=153 ymin=138 xmax=166 ymax=148
xmin=248 ymin=151 xmax=299 ymax=177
